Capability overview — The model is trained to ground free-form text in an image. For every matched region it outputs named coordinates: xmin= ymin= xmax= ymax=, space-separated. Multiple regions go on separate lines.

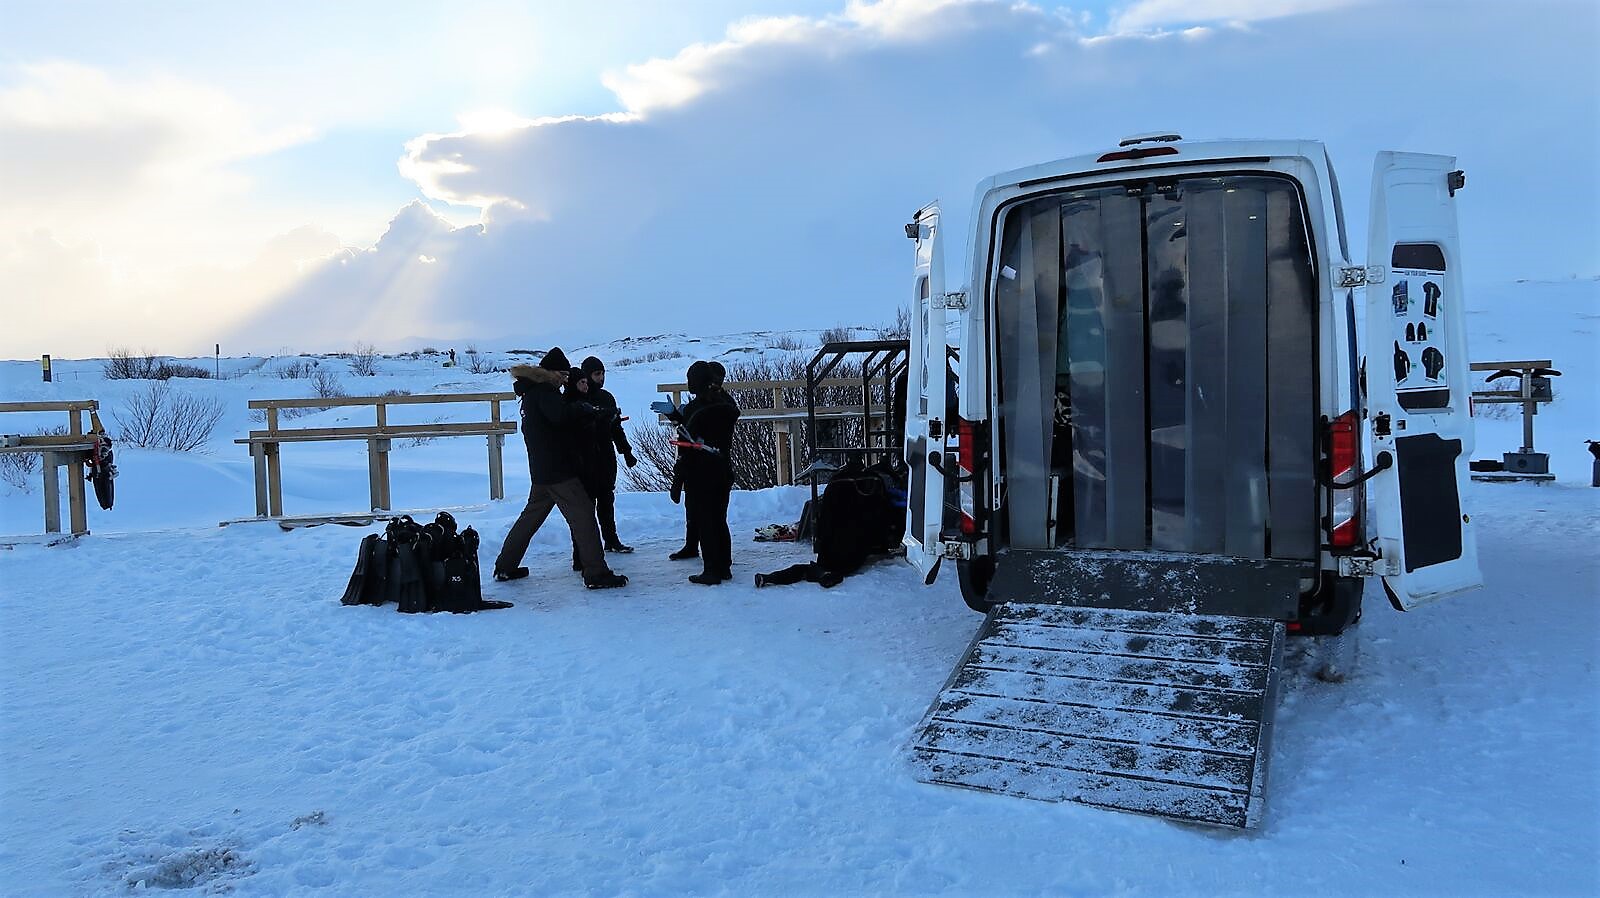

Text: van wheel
xmin=957 ymin=557 xmax=996 ymax=613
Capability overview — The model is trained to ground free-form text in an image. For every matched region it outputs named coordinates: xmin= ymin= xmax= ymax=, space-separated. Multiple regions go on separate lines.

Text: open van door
xmin=904 ymin=202 xmax=949 ymax=583
xmin=1365 ymin=152 xmax=1482 ymax=609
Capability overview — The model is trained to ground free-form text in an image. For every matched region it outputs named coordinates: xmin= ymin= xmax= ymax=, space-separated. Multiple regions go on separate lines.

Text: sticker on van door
xmin=1390 ymin=245 xmax=1450 ymax=410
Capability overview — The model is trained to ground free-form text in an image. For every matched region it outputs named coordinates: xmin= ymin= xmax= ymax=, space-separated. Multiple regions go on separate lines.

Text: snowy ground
xmin=2 ymin=280 xmax=1597 ymax=896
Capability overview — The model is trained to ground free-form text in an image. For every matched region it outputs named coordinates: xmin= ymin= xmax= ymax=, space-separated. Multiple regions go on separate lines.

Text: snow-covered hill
xmin=1 ymin=280 xmax=1596 ymax=896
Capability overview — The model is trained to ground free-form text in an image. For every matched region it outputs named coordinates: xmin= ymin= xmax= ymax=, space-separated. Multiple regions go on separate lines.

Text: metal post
xmin=1521 ymin=370 xmax=1536 ymax=452
xmin=215 ymin=344 xmax=220 ymax=380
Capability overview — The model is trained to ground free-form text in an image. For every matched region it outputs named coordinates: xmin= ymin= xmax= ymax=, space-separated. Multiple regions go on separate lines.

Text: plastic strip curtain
xmin=998 ymin=176 xmax=1316 ymax=560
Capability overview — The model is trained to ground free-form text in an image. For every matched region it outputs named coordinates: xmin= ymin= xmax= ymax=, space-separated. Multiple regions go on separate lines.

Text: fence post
xmin=488 ymin=433 xmax=505 ymax=501
xmin=41 ymin=451 xmax=61 ymax=533
xmin=773 ymin=421 xmax=792 ymax=485
xmin=367 ymin=438 xmax=391 ymax=511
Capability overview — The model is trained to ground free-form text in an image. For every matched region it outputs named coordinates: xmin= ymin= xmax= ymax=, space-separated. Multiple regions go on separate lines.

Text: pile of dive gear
xmin=340 ymin=512 xmax=513 ymax=613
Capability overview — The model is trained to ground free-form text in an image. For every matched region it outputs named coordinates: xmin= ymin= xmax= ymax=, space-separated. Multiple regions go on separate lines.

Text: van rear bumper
xmin=989 ymin=549 xmax=1312 ymax=621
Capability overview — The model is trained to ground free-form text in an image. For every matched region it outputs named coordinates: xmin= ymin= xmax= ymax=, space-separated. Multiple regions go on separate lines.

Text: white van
xmin=903 ymin=135 xmax=1483 ymax=633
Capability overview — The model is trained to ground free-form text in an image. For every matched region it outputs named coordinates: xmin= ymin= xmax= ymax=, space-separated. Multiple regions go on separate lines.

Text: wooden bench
xmin=231 ymin=392 xmax=517 ymax=521
xmin=0 ymin=400 xmax=100 ymax=536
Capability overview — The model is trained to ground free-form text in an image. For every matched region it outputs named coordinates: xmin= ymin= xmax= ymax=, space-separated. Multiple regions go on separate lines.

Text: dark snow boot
xmin=605 ymin=541 xmax=634 ymax=554
xmin=493 ymin=566 xmax=529 ymax=582
xmin=688 ymin=572 xmax=726 ymax=586
xmin=585 ymin=571 xmax=628 ymax=589
xmin=669 ymin=547 xmax=698 ymax=561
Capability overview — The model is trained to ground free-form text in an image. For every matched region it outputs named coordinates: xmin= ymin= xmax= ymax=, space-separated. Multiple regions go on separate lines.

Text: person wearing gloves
xmin=580 ymin=356 xmax=638 ymax=553
xmin=665 ymin=360 xmax=726 ymax=562
xmin=493 ymin=347 xmax=628 ymax=589
xmin=652 ymin=360 xmax=740 ymax=584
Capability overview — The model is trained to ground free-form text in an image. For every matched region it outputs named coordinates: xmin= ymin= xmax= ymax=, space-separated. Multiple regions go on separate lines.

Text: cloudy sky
xmin=1 ymin=0 xmax=1595 ymax=358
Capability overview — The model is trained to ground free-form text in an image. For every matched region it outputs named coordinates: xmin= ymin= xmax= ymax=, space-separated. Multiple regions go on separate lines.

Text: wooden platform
xmin=909 ymin=603 xmax=1285 ymax=830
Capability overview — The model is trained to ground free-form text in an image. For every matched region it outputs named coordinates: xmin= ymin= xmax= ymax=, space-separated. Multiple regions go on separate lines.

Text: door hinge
xmin=940 ymin=540 xmax=975 ymax=560
xmin=932 ymin=291 xmax=967 ymax=310
xmin=1343 ymin=264 xmax=1387 ymax=287
xmin=1337 ymin=555 xmax=1377 ymax=578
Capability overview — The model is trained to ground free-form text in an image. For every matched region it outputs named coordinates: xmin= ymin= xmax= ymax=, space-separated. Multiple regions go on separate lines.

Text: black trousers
xmin=595 ymin=487 xmax=620 ymax=546
xmin=761 ymin=562 xmax=849 ymax=588
xmin=680 ymin=487 xmax=697 ymax=553
xmin=685 ymin=476 xmax=731 ymax=575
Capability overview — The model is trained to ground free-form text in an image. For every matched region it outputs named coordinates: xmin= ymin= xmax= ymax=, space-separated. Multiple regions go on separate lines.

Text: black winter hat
xmin=540 ymin=347 xmax=571 ymax=371
xmin=687 ymin=360 xmax=714 ymax=394
xmin=581 ymin=356 xmax=605 ymax=375
xmin=708 ymin=361 xmax=726 ymax=383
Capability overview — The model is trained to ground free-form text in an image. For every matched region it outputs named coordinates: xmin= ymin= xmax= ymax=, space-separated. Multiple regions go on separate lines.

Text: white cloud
xmin=1108 ymin=0 xmax=1361 ymax=33
xmin=219 ymin=0 xmax=1595 ymax=356
xmin=0 ymin=62 xmax=345 ymax=356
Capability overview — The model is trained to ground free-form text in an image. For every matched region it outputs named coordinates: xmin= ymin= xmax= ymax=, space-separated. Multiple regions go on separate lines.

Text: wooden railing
xmin=235 ymin=392 xmax=516 ymax=520
xmin=0 ymin=400 xmax=101 ymax=536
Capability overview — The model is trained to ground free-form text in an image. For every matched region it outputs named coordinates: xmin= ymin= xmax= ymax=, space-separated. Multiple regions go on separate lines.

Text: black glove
xmin=624 ymin=451 xmax=638 ymax=468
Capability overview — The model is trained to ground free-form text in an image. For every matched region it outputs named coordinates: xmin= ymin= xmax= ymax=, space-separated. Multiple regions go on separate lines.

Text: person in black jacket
xmin=666 ymin=361 xmax=725 ymax=562
xmin=580 ymin=356 xmax=638 ymax=553
xmin=656 ymin=360 xmax=740 ymax=584
xmin=493 ymin=347 xmax=627 ymax=589
xmin=755 ymin=459 xmax=907 ymax=588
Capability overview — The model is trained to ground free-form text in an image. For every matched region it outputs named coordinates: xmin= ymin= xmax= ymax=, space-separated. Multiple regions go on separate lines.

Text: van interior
xmin=992 ymin=173 xmax=1320 ymax=564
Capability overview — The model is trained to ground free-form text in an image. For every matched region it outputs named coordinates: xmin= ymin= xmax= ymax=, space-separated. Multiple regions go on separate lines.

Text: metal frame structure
xmin=804 ymin=340 xmax=909 ymax=503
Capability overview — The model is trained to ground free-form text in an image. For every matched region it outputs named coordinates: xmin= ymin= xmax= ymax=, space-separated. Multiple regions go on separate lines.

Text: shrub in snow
xmin=350 ymin=341 xmax=379 ymax=377
xmin=275 ymin=359 xmax=317 ymax=379
xmin=113 ymin=383 xmax=225 ymax=452
xmin=820 ymin=325 xmax=856 ymax=344
xmin=877 ymin=306 xmax=911 ymax=341
xmin=102 ymin=348 xmax=210 ymax=380
xmin=463 ymin=345 xmax=498 ymax=374
xmin=766 ymin=334 xmax=808 ymax=352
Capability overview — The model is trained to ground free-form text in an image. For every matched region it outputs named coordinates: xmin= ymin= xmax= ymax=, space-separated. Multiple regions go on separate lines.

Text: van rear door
xmin=904 ymin=202 xmax=950 ymax=583
xmin=1365 ymin=152 xmax=1481 ymax=608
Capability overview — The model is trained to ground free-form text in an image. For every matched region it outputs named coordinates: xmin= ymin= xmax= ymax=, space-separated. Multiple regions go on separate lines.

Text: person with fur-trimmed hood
xmin=493 ymin=347 xmax=627 ymax=589
xmin=580 ymin=355 xmax=637 ymax=553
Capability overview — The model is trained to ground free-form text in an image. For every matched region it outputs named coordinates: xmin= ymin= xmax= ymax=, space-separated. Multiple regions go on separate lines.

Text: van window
xmin=994 ymin=175 xmax=1318 ymax=560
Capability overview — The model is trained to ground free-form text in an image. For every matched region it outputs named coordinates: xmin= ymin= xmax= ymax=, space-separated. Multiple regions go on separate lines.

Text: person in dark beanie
xmin=654 ymin=360 xmax=740 ymax=584
xmin=494 ymin=346 xmax=627 ymax=589
xmin=580 ymin=355 xmax=638 ymax=553
xmin=562 ymin=367 xmax=604 ymax=571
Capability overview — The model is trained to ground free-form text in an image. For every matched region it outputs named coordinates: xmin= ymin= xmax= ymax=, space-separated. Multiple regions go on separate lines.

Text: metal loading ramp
xmin=909 ymin=603 xmax=1286 ymax=829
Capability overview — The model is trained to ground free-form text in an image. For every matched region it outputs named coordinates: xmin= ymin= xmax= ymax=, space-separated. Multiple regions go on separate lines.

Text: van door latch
xmin=933 ymin=291 xmax=967 ymax=310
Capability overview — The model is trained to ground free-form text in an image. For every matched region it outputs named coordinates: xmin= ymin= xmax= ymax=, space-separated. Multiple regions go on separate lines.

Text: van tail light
xmin=956 ymin=418 xmax=977 ymax=536
xmin=1329 ymin=410 xmax=1360 ymax=549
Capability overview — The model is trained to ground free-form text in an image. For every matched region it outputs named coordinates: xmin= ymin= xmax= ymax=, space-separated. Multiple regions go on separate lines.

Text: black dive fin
xmin=340 ymin=534 xmax=379 ymax=605
xmin=394 ymin=541 xmax=428 ymax=614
